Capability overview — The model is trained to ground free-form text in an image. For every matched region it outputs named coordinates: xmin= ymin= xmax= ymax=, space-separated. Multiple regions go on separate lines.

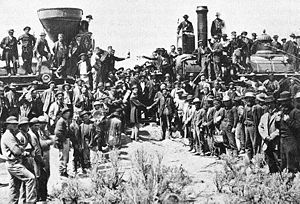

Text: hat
xmin=30 ymin=117 xmax=39 ymax=124
xmin=231 ymin=31 xmax=237 ymax=35
xmin=188 ymin=73 xmax=194 ymax=77
xmin=31 ymin=80 xmax=39 ymax=85
xmin=62 ymin=83 xmax=70 ymax=89
xmin=213 ymin=35 xmax=220 ymax=39
xmin=273 ymin=35 xmax=279 ymax=39
xmin=86 ymin=15 xmax=93 ymax=19
xmin=181 ymin=93 xmax=188 ymax=99
xmin=18 ymin=117 xmax=30 ymax=127
xmin=61 ymin=108 xmax=71 ymax=115
xmin=256 ymin=93 xmax=266 ymax=102
xmin=290 ymin=33 xmax=296 ymax=38
xmin=264 ymin=95 xmax=275 ymax=103
xmin=48 ymin=80 xmax=55 ymax=86
xmin=79 ymin=53 xmax=86 ymax=58
xmin=37 ymin=116 xmax=48 ymax=124
xmin=8 ymin=29 xmax=14 ymax=33
xmin=229 ymin=82 xmax=234 ymax=86
xmin=186 ymin=95 xmax=193 ymax=101
xmin=244 ymin=92 xmax=255 ymax=98
xmin=5 ymin=116 xmax=18 ymax=124
xmin=40 ymin=32 xmax=46 ymax=36
xmin=278 ymin=91 xmax=291 ymax=102
xmin=241 ymin=31 xmax=248 ymax=36
xmin=55 ymin=91 xmax=63 ymax=97
xmin=183 ymin=14 xmax=189 ymax=19
xmin=222 ymin=33 xmax=228 ymax=38
xmin=222 ymin=95 xmax=231 ymax=102
xmin=79 ymin=110 xmax=91 ymax=118
xmin=192 ymin=98 xmax=201 ymax=104
xmin=23 ymin=26 xmax=31 ymax=31
xmin=281 ymin=38 xmax=287 ymax=41
xmin=252 ymin=33 xmax=257 ymax=37
xmin=165 ymin=73 xmax=170 ymax=77
xmin=233 ymin=96 xmax=242 ymax=101
xmin=160 ymin=83 xmax=166 ymax=90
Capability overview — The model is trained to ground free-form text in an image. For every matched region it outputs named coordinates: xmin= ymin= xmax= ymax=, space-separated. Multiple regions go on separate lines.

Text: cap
xmin=192 ymin=98 xmax=201 ymax=104
xmin=5 ymin=116 xmax=19 ymax=124
xmin=86 ymin=15 xmax=93 ymax=19
xmin=18 ymin=117 xmax=30 ymax=126
xmin=23 ymin=26 xmax=31 ymax=31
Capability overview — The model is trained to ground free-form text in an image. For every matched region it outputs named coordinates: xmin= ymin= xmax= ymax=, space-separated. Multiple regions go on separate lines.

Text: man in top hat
xmin=211 ymin=12 xmax=225 ymax=38
xmin=258 ymin=95 xmax=280 ymax=173
xmin=177 ymin=14 xmax=194 ymax=35
xmin=1 ymin=116 xmax=37 ymax=203
xmin=54 ymin=107 xmax=72 ymax=177
xmin=272 ymin=35 xmax=282 ymax=53
xmin=276 ymin=91 xmax=300 ymax=172
xmin=18 ymin=26 xmax=36 ymax=75
xmin=0 ymin=29 xmax=19 ymax=76
xmin=53 ymin=33 xmax=68 ymax=78
xmin=34 ymin=32 xmax=51 ymax=75
xmin=283 ymin=33 xmax=299 ymax=72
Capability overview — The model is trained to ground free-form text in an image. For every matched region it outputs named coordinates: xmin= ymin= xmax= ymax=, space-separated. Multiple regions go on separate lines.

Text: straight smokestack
xmin=196 ymin=6 xmax=208 ymax=47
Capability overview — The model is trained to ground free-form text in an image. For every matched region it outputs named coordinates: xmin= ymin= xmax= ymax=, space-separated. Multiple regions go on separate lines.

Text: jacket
xmin=54 ymin=117 xmax=70 ymax=147
xmin=42 ymin=88 xmax=56 ymax=113
xmin=0 ymin=36 xmax=18 ymax=60
xmin=1 ymin=129 xmax=23 ymax=162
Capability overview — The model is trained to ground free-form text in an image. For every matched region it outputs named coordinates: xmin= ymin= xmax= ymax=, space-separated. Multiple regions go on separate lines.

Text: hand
xmin=283 ymin=114 xmax=289 ymax=121
xmin=146 ymin=106 xmax=151 ymax=110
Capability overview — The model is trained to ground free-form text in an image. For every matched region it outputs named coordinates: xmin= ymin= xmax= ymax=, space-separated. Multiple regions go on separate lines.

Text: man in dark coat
xmin=68 ymin=35 xmax=83 ymax=77
xmin=283 ymin=33 xmax=298 ymax=72
xmin=177 ymin=15 xmax=194 ymax=35
xmin=18 ymin=26 xmax=36 ymax=74
xmin=53 ymin=33 xmax=68 ymax=78
xmin=149 ymin=87 xmax=176 ymax=140
xmin=0 ymin=29 xmax=18 ymax=75
xmin=54 ymin=108 xmax=72 ymax=177
xmin=210 ymin=12 xmax=225 ymax=37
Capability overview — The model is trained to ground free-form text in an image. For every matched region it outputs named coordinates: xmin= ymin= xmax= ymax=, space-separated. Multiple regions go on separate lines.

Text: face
xmin=31 ymin=123 xmax=40 ymax=132
xmin=63 ymin=112 xmax=71 ymax=119
xmin=24 ymin=29 xmax=29 ymax=34
xmin=82 ymin=86 xmax=87 ymax=93
xmin=82 ymin=114 xmax=90 ymax=122
xmin=177 ymin=49 xmax=183 ymax=55
xmin=31 ymin=91 xmax=37 ymax=99
xmin=8 ymin=124 xmax=18 ymax=133
xmin=0 ymin=89 xmax=4 ymax=97
xmin=170 ymin=45 xmax=175 ymax=51
xmin=200 ymin=75 xmax=205 ymax=81
xmin=162 ymin=89 xmax=167 ymax=96
xmin=20 ymin=124 xmax=29 ymax=132
xmin=57 ymin=94 xmax=63 ymax=102
xmin=214 ymin=101 xmax=221 ymax=109
xmin=41 ymin=35 xmax=46 ymax=40
xmin=58 ymin=34 xmax=64 ymax=41
xmin=9 ymin=31 xmax=14 ymax=36
xmin=50 ymin=83 xmax=55 ymax=89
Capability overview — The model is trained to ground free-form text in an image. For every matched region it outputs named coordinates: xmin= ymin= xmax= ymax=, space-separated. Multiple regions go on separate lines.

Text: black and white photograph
xmin=1 ymin=0 xmax=300 ymax=203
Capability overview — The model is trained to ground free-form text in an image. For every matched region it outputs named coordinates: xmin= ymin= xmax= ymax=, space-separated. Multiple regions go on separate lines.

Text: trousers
xmin=59 ymin=139 xmax=70 ymax=174
xmin=281 ymin=137 xmax=299 ymax=172
xmin=6 ymin=162 xmax=36 ymax=204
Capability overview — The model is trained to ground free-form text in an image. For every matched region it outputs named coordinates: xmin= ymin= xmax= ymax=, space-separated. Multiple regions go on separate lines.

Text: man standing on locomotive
xmin=18 ymin=26 xmax=36 ymax=75
xmin=34 ymin=32 xmax=51 ymax=75
xmin=53 ymin=33 xmax=68 ymax=78
xmin=0 ymin=29 xmax=19 ymax=76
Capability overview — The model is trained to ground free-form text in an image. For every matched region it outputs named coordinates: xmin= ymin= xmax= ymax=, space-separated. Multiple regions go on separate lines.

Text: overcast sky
xmin=0 ymin=0 xmax=299 ymax=67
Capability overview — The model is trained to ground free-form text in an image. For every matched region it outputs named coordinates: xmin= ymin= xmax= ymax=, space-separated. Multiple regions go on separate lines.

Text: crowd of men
xmin=1 ymin=13 xmax=300 ymax=204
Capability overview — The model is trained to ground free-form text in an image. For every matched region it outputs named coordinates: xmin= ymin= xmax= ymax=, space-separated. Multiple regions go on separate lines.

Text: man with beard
xmin=276 ymin=92 xmax=299 ymax=172
xmin=0 ymin=29 xmax=18 ymax=76
xmin=259 ymin=95 xmax=280 ymax=173
xmin=1 ymin=116 xmax=37 ymax=203
xmin=18 ymin=26 xmax=36 ymax=75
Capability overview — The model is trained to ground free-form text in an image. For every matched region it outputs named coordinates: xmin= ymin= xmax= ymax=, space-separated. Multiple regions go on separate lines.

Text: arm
xmin=5 ymin=135 xmax=24 ymax=156
xmin=113 ymin=56 xmax=125 ymax=61
xmin=143 ymin=56 xmax=158 ymax=60
xmin=45 ymin=40 xmax=50 ymax=53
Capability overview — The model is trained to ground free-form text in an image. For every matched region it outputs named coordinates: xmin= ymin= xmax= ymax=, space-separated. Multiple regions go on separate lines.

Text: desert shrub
xmin=213 ymin=154 xmax=300 ymax=204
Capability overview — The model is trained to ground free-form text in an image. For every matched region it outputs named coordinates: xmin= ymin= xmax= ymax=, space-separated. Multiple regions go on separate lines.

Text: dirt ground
xmin=0 ymin=124 xmax=226 ymax=204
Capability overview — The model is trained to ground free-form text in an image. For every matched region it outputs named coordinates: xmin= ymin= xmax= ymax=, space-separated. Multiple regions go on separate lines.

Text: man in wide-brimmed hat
xmin=258 ymin=94 xmax=280 ymax=173
xmin=277 ymin=91 xmax=300 ymax=172
xmin=1 ymin=116 xmax=37 ymax=202
xmin=79 ymin=110 xmax=95 ymax=169
xmin=35 ymin=31 xmax=51 ymax=75
xmin=211 ymin=12 xmax=225 ymax=38
xmin=54 ymin=107 xmax=72 ymax=177
xmin=18 ymin=25 xmax=36 ymax=75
